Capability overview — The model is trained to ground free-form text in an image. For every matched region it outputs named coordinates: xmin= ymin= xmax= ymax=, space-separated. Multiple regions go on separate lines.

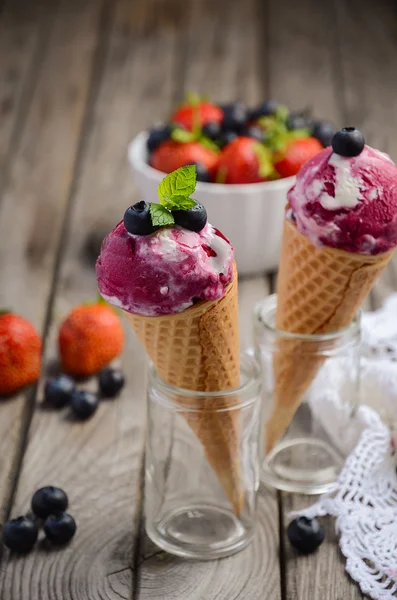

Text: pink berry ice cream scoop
xmin=287 ymin=127 xmax=397 ymax=255
xmin=96 ymin=165 xmax=234 ymax=316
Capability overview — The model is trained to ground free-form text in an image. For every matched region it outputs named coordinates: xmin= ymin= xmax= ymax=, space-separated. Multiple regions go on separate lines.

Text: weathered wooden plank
xmin=181 ymin=0 xmax=265 ymax=104
xmin=266 ymin=0 xmax=364 ymax=598
xmin=0 ymin=0 xmax=53 ymax=186
xmin=267 ymin=0 xmax=341 ymax=122
xmin=0 ymin=0 xmax=184 ymax=598
xmin=0 ymin=0 xmax=105 ymax=529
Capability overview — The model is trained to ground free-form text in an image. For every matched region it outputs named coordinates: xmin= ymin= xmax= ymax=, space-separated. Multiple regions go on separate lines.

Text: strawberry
xmin=216 ymin=137 xmax=274 ymax=184
xmin=0 ymin=313 xmax=41 ymax=397
xmin=171 ymin=101 xmax=223 ymax=132
xmin=150 ymin=140 xmax=218 ymax=176
xmin=58 ymin=302 xmax=124 ymax=377
xmin=274 ymin=137 xmax=323 ymax=177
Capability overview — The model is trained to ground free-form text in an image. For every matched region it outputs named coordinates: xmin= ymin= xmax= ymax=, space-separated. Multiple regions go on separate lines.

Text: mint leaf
xmin=158 ymin=165 xmax=197 ymax=208
xmin=165 ymin=196 xmax=196 ymax=210
xmin=150 ymin=203 xmax=175 ymax=227
xmin=171 ymin=128 xmax=196 ymax=143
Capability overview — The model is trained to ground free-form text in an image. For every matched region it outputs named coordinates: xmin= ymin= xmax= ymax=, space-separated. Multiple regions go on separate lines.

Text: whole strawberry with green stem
xmin=58 ymin=299 xmax=124 ymax=377
xmin=0 ymin=312 xmax=42 ymax=397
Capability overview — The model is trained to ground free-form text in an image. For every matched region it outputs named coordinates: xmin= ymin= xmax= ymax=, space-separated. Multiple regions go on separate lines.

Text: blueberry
xmin=70 ymin=390 xmax=99 ymax=420
xmin=3 ymin=516 xmax=38 ymax=553
xmin=99 ymin=368 xmax=125 ymax=398
xmin=286 ymin=112 xmax=313 ymax=131
xmin=202 ymin=121 xmax=222 ymax=140
xmin=146 ymin=124 xmax=172 ymax=153
xmin=44 ymin=375 xmax=75 ymax=409
xmin=183 ymin=161 xmax=211 ymax=183
xmin=172 ymin=202 xmax=208 ymax=233
xmin=312 ymin=120 xmax=337 ymax=147
xmin=124 ymin=201 xmax=158 ymax=236
xmin=44 ymin=512 xmax=76 ymax=545
xmin=32 ymin=486 xmax=69 ymax=519
xmin=240 ymin=125 xmax=267 ymax=143
xmin=332 ymin=127 xmax=365 ymax=157
xmin=287 ymin=517 xmax=325 ymax=554
xmin=248 ymin=100 xmax=279 ymax=121
xmin=220 ymin=102 xmax=247 ymax=131
xmin=218 ymin=131 xmax=238 ymax=148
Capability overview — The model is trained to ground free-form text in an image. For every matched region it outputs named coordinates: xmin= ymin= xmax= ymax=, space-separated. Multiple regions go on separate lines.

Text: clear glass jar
xmin=145 ymin=352 xmax=262 ymax=560
xmin=254 ymin=294 xmax=361 ymax=495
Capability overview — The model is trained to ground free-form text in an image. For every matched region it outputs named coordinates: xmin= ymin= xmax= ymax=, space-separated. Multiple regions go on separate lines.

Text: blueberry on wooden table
xmin=3 ymin=516 xmax=38 ymax=553
xmin=70 ymin=390 xmax=99 ymax=420
xmin=31 ymin=486 xmax=69 ymax=519
xmin=44 ymin=375 xmax=75 ymax=408
xmin=99 ymin=367 xmax=126 ymax=398
xmin=44 ymin=512 xmax=76 ymax=545
xmin=287 ymin=516 xmax=325 ymax=554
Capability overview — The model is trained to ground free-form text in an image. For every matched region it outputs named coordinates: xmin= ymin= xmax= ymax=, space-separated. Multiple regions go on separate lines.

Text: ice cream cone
xmin=125 ymin=263 xmax=243 ymax=513
xmin=266 ymin=219 xmax=393 ymax=454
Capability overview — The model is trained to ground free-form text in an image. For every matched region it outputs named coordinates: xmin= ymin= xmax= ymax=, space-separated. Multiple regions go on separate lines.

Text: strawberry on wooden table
xmin=274 ymin=136 xmax=323 ymax=178
xmin=150 ymin=140 xmax=218 ymax=177
xmin=0 ymin=312 xmax=42 ymax=397
xmin=216 ymin=136 xmax=274 ymax=184
xmin=58 ymin=300 xmax=124 ymax=377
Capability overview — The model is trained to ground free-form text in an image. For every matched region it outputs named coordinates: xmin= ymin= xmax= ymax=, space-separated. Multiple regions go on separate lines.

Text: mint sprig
xmin=158 ymin=165 xmax=197 ymax=210
xmin=150 ymin=165 xmax=199 ymax=227
xmin=150 ymin=203 xmax=175 ymax=227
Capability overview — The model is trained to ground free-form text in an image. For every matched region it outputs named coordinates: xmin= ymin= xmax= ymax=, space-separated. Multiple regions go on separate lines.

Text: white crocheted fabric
xmin=294 ymin=294 xmax=397 ymax=600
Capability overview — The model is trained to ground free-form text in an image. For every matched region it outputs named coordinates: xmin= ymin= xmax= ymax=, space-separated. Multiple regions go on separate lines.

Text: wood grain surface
xmin=0 ymin=0 xmax=104 ymax=527
xmin=0 ymin=0 xmax=397 ymax=598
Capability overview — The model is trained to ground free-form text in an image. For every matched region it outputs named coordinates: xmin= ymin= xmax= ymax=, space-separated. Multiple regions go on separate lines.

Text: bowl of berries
xmin=128 ymin=96 xmax=335 ymax=275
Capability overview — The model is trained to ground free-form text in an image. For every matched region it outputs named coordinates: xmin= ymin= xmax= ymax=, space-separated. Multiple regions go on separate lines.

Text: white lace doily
xmin=294 ymin=294 xmax=397 ymax=600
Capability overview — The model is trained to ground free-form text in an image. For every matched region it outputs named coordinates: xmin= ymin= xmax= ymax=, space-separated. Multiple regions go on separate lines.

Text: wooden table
xmin=1 ymin=0 xmax=397 ymax=597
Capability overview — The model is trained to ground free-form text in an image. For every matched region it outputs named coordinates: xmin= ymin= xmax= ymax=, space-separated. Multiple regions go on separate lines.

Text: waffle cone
xmin=266 ymin=220 xmax=394 ymax=454
xmin=125 ymin=263 xmax=243 ymax=513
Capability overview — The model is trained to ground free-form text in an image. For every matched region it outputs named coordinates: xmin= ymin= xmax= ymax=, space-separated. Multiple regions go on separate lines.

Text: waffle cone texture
xmin=266 ymin=219 xmax=394 ymax=454
xmin=125 ymin=263 xmax=243 ymax=513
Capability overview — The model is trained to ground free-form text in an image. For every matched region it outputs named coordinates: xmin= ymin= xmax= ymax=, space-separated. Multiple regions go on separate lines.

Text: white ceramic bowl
xmin=128 ymin=132 xmax=295 ymax=275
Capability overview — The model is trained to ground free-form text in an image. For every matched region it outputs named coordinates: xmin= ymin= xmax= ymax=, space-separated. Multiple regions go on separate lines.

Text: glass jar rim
xmin=254 ymin=293 xmax=361 ymax=343
xmin=148 ymin=351 xmax=261 ymax=411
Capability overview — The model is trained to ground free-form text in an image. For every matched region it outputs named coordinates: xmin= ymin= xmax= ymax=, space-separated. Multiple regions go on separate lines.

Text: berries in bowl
xmin=128 ymin=96 xmax=336 ymax=275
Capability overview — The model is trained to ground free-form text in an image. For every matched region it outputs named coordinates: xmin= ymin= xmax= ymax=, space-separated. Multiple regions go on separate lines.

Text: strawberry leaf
xmin=150 ymin=203 xmax=175 ymax=227
xmin=0 ymin=308 xmax=11 ymax=316
xmin=158 ymin=165 xmax=197 ymax=210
